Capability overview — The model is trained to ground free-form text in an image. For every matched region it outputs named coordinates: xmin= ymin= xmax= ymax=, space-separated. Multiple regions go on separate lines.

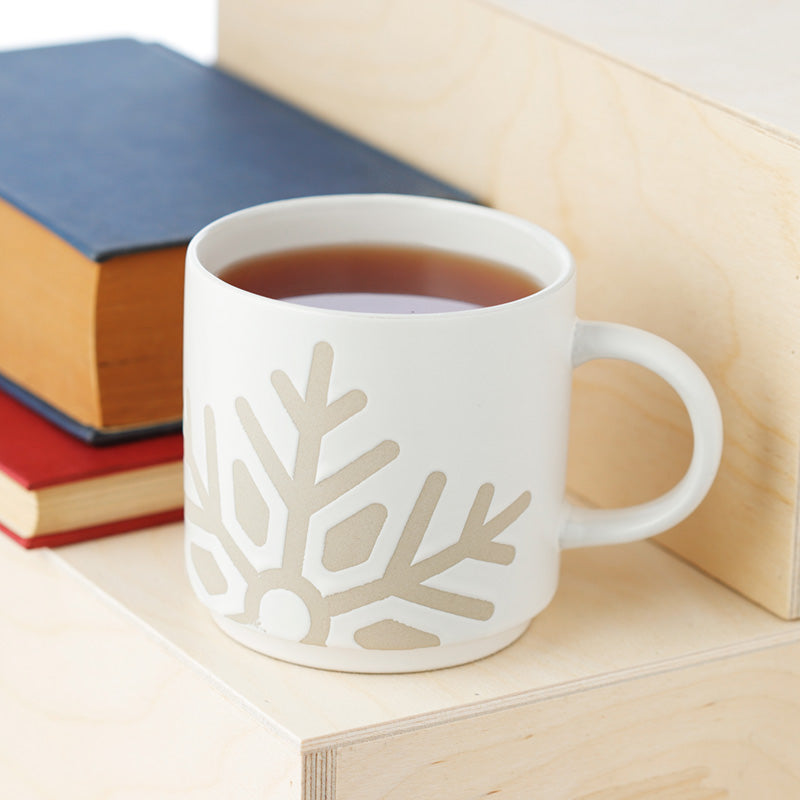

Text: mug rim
xmin=187 ymin=193 xmax=576 ymax=320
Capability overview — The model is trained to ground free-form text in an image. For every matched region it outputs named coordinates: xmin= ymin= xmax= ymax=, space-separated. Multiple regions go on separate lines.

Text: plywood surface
xmin=491 ymin=0 xmax=800 ymax=139
xmin=0 ymin=532 xmax=299 ymax=799
xmin=336 ymin=641 xmax=800 ymax=799
xmin=56 ymin=522 xmax=798 ymax=747
xmin=4 ymin=522 xmax=800 ymax=797
xmin=217 ymin=0 xmax=800 ymax=619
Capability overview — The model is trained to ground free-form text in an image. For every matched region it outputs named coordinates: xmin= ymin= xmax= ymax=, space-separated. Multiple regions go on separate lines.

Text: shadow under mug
xmin=183 ymin=194 xmax=723 ymax=673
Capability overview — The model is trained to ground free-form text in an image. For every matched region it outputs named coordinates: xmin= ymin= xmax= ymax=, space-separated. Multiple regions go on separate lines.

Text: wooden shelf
xmin=2 ymin=524 xmax=799 ymax=797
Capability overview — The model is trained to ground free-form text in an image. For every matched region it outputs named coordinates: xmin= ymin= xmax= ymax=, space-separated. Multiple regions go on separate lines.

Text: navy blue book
xmin=0 ymin=38 xmax=473 ymax=444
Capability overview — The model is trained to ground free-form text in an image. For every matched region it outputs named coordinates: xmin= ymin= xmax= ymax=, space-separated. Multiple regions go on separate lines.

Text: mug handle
xmin=560 ymin=321 xmax=723 ymax=549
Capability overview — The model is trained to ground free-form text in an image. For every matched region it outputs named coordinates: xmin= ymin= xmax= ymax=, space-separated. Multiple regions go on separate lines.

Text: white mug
xmin=183 ymin=194 xmax=723 ymax=673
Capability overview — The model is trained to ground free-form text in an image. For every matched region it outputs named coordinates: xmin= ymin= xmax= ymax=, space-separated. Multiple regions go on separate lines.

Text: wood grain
xmin=0 ymin=534 xmax=300 ymax=799
xmin=334 ymin=641 xmax=800 ymax=799
xmin=4 ymin=521 xmax=800 ymax=796
xmin=490 ymin=0 xmax=800 ymax=139
xmin=217 ymin=0 xmax=800 ymax=618
xmin=57 ymin=524 xmax=798 ymax=744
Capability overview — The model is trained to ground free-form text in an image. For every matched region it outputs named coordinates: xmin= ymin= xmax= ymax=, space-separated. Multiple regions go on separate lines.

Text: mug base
xmin=211 ymin=613 xmax=531 ymax=673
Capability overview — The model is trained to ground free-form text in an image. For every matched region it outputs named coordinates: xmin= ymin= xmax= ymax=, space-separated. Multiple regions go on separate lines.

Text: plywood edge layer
xmin=300 ymin=625 xmax=800 ymax=752
xmin=793 ymin=495 xmax=800 ymax=617
xmin=302 ymin=748 xmax=336 ymax=800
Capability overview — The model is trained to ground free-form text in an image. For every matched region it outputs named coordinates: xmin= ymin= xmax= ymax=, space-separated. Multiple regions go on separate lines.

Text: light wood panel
xmin=216 ymin=0 xmax=800 ymax=618
xmin=0 ymin=534 xmax=299 ymax=799
xmin=490 ymin=0 xmax=800 ymax=138
xmin=4 ymin=522 xmax=800 ymax=796
xmin=56 ymin=523 xmax=796 ymax=744
xmin=335 ymin=641 xmax=800 ymax=799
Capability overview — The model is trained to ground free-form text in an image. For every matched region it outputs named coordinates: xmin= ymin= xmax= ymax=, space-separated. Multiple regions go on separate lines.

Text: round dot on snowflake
xmin=258 ymin=589 xmax=311 ymax=642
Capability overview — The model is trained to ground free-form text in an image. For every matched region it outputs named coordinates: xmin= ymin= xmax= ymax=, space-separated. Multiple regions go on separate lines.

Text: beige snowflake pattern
xmin=186 ymin=342 xmax=531 ymax=650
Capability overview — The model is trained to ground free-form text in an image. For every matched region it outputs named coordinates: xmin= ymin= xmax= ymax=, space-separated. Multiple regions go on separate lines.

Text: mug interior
xmin=190 ymin=194 xmax=574 ymax=306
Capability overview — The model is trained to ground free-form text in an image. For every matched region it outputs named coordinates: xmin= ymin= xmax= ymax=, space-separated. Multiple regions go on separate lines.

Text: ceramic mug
xmin=183 ymin=194 xmax=723 ymax=673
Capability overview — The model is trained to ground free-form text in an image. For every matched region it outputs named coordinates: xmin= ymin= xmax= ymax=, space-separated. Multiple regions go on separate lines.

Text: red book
xmin=0 ymin=389 xmax=183 ymax=548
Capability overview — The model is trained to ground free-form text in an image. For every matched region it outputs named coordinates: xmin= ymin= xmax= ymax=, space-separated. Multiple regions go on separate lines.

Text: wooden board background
xmin=217 ymin=0 xmax=800 ymax=618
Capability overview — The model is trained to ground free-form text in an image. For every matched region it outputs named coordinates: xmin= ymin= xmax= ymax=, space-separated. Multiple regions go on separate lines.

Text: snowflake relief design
xmin=186 ymin=341 xmax=531 ymax=651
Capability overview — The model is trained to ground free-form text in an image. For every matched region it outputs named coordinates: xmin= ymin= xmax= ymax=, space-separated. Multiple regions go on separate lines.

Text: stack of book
xmin=0 ymin=37 xmax=471 ymax=547
xmin=0 ymin=390 xmax=183 ymax=548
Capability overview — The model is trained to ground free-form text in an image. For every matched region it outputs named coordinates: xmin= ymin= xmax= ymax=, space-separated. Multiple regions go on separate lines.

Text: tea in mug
xmin=218 ymin=244 xmax=542 ymax=313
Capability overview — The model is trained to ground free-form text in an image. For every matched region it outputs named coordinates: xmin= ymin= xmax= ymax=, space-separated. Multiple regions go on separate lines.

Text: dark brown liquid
xmin=217 ymin=244 xmax=542 ymax=313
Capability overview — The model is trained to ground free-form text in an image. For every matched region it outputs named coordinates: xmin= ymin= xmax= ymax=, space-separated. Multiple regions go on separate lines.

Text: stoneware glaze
xmin=183 ymin=194 xmax=723 ymax=672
